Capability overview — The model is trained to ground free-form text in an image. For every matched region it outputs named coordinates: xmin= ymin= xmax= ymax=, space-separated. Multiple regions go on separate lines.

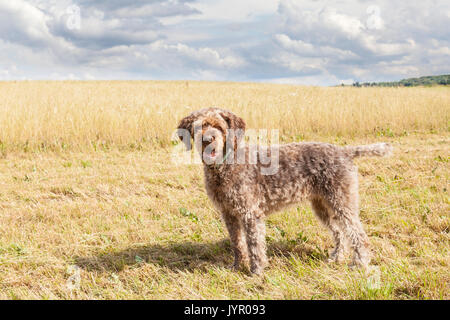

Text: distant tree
xmin=345 ymin=75 xmax=449 ymax=87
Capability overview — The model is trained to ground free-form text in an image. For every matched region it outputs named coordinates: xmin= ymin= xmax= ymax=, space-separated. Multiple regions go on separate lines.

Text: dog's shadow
xmin=75 ymin=239 xmax=326 ymax=273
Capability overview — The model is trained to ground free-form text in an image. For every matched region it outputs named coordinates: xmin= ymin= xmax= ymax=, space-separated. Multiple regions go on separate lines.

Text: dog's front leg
xmin=243 ymin=213 xmax=267 ymax=275
xmin=222 ymin=212 xmax=248 ymax=270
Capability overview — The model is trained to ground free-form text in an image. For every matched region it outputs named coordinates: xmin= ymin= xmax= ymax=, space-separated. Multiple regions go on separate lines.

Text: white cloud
xmin=273 ymin=0 xmax=450 ymax=82
xmin=323 ymin=8 xmax=365 ymax=38
xmin=149 ymin=41 xmax=244 ymax=69
xmin=274 ymin=33 xmax=357 ymax=59
xmin=113 ymin=2 xmax=200 ymax=18
xmin=429 ymin=47 xmax=450 ymax=56
xmin=0 ymin=0 xmax=57 ymax=46
xmin=361 ymin=36 xmax=415 ymax=56
xmin=191 ymin=0 xmax=279 ymax=21
xmin=0 ymin=0 xmax=448 ymax=84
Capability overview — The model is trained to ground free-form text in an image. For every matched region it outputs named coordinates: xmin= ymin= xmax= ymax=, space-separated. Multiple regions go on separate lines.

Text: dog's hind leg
xmin=325 ymin=174 xmax=371 ymax=268
xmin=311 ymin=198 xmax=347 ymax=263
xmin=335 ymin=211 xmax=371 ymax=268
xmin=222 ymin=212 xmax=248 ymax=270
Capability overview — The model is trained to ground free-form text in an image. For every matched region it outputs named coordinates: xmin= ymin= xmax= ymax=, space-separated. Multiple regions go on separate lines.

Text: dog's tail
xmin=345 ymin=143 xmax=393 ymax=159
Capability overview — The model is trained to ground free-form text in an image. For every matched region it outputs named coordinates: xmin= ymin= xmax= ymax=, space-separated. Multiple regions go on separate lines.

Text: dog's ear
xmin=177 ymin=113 xmax=197 ymax=150
xmin=219 ymin=110 xmax=246 ymax=151
xmin=219 ymin=110 xmax=246 ymax=132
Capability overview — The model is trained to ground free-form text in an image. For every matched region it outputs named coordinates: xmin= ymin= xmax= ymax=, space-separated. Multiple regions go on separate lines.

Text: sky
xmin=0 ymin=0 xmax=449 ymax=85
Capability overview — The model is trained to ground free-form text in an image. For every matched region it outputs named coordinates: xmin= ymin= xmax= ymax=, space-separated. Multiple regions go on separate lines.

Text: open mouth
xmin=202 ymin=147 xmax=219 ymax=164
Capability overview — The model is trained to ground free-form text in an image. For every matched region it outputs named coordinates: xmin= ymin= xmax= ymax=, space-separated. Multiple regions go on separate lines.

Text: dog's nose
xmin=204 ymin=135 xmax=215 ymax=143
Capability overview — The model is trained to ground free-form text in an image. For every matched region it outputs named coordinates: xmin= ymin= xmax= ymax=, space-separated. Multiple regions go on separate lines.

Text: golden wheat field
xmin=0 ymin=81 xmax=448 ymax=299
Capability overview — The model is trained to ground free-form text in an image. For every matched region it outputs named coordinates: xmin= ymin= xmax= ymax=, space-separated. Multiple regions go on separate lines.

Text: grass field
xmin=0 ymin=81 xmax=448 ymax=299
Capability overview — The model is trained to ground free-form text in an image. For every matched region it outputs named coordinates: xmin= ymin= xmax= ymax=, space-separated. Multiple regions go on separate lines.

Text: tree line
xmin=344 ymin=75 xmax=450 ymax=87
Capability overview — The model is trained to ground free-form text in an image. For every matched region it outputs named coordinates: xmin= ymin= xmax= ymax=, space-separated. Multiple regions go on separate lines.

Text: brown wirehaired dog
xmin=177 ymin=108 xmax=392 ymax=275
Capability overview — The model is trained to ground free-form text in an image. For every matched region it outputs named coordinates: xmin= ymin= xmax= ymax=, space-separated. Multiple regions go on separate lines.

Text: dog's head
xmin=177 ymin=108 xmax=246 ymax=164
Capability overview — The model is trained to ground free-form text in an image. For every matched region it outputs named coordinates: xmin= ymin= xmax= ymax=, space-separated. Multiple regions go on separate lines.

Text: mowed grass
xmin=0 ymin=81 xmax=448 ymax=299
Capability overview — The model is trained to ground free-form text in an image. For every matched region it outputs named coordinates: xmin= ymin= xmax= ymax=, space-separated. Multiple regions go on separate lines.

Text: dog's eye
xmin=204 ymin=135 xmax=215 ymax=143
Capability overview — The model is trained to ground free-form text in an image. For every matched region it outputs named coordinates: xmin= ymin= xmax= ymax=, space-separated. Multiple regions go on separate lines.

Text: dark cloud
xmin=76 ymin=0 xmax=200 ymax=17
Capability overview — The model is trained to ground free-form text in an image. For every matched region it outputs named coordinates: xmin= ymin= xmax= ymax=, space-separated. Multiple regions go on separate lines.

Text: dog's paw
xmin=229 ymin=263 xmax=240 ymax=272
xmin=348 ymin=256 xmax=371 ymax=270
xmin=249 ymin=264 xmax=265 ymax=276
xmin=327 ymin=251 xmax=345 ymax=264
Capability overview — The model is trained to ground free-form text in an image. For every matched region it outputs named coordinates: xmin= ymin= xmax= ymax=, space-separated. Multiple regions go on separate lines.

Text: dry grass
xmin=0 ymin=81 xmax=448 ymax=299
xmin=0 ymin=81 xmax=448 ymax=152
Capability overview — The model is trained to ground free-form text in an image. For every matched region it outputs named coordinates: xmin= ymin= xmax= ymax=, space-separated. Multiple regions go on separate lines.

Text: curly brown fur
xmin=178 ymin=108 xmax=393 ymax=275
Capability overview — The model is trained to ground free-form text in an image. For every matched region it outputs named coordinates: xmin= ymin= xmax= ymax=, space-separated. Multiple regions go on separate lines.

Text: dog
xmin=177 ymin=107 xmax=392 ymax=275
